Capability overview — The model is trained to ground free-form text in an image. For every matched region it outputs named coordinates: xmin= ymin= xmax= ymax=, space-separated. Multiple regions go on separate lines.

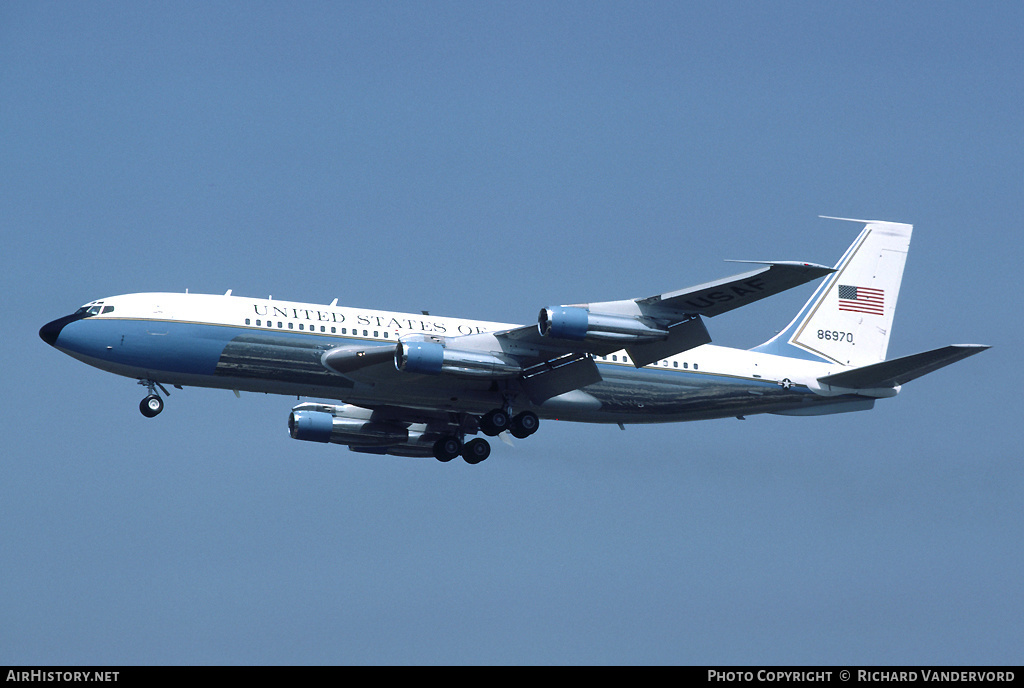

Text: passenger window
xmin=673 ymin=361 xmax=678 ymax=368
xmin=245 ymin=318 xmax=251 ymax=325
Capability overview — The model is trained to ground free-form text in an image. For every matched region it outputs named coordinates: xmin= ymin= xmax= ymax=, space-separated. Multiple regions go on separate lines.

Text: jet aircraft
xmin=40 ymin=218 xmax=988 ymax=464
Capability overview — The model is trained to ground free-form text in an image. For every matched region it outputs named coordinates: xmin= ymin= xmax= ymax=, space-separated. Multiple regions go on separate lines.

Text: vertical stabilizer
xmin=753 ymin=218 xmax=912 ymax=367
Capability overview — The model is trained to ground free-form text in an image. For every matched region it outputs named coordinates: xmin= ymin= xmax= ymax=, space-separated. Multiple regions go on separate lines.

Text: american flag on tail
xmin=838 ymin=285 xmax=884 ymax=315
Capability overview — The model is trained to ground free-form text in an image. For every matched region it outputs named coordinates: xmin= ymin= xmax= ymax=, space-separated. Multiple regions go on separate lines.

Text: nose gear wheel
xmin=137 ymin=379 xmax=169 ymax=417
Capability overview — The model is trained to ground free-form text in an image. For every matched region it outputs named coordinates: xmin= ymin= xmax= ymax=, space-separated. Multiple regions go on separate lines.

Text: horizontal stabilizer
xmin=817 ymin=344 xmax=989 ymax=389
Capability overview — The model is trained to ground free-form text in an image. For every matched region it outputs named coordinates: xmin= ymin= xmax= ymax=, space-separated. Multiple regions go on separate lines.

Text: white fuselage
xmin=44 ymin=291 xmax=878 ymax=425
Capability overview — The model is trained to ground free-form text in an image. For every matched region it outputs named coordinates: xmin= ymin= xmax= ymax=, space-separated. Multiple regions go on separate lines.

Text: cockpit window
xmin=74 ymin=302 xmax=112 ymax=317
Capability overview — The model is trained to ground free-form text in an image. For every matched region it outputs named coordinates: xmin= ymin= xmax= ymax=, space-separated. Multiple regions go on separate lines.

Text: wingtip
xmin=724 ymin=259 xmax=835 ymax=272
xmin=819 ymin=215 xmax=913 ymax=229
xmin=819 ymin=215 xmax=874 ymax=223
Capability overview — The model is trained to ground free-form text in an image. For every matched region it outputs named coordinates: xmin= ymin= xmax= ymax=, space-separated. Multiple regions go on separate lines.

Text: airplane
xmin=39 ymin=218 xmax=988 ymax=464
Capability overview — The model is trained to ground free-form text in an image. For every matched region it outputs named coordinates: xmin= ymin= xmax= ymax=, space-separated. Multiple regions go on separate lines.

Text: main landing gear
xmin=138 ymin=379 xmax=169 ymax=418
xmin=431 ymin=434 xmax=492 ymax=464
xmin=509 ymin=410 xmax=539 ymax=439
xmin=432 ymin=409 xmax=540 ymax=464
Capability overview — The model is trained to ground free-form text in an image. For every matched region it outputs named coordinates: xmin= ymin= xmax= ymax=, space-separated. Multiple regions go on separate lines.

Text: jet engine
xmin=538 ymin=306 xmax=669 ymax=342
xmin=395 ymin=340 xmax=522 ymax=378
xmin=287 ymin=402 xmax=440 ymax=458
xmin=289 ymin=406 xmax=411 ymax=446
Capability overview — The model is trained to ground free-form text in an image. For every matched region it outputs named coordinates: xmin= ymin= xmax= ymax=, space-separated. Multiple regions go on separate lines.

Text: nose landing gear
xmin=140 ymin=394 xmax=164 ymax=418
xmin=137 ymin=379 xmax=169 ymax=418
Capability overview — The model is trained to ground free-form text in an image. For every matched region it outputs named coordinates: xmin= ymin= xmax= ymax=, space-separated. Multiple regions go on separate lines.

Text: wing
xmin=635 ymin=261 xmax=836 ymax=317
xmin=486 ymin=260 xmax=833 ymax=361
xmin=455 ymin=261 xmax=833 ymax=401
xmin=319 ymin=261 xmax=833 ymax=403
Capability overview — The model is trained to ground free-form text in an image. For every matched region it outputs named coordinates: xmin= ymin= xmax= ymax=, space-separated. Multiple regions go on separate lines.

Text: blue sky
xmin=3 ymin=2 xmax=1021 ymax=664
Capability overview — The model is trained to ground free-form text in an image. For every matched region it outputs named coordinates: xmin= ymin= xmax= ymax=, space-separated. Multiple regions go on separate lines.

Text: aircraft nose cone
xmin=39 ymin=318 xmax=63 ymax=346
xmin=40 ymin=313 xmax=82 ymax=347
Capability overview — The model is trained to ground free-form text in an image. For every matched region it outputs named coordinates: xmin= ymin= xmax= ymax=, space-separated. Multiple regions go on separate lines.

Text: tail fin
xmin=752 ymin=218 xmax=912 ymax=367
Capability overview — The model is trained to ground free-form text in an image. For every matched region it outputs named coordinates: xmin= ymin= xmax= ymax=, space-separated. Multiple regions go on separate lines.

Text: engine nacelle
xmin=288 ymin=403 xmax=448 ymax=458
xmin=395 ymin=340 xmax=522 ymax=378
xmin=288 ymin=409 xmax=411 ymax=447
xmin=538 ymin=306 xmax=668 ymax=343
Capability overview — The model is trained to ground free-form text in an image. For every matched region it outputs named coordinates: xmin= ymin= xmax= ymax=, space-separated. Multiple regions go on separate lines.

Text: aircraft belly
xmin=562 ymin=365 xmax=814 ymax=423
xmin=214 ymin=333 xmax=352 ymax=389
xmin=213 ymin=334 xmax=497 ymax=410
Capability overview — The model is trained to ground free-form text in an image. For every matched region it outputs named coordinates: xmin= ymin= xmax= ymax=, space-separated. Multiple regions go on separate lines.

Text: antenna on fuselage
xmin=330 ymin=298 xmax=338 ymax=306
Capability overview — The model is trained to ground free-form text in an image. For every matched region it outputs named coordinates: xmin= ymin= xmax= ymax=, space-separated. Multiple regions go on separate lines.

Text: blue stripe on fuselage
xmin=54 ymin=318 xmax=240 ymax=376
xmin=51 ymin=316 xmax=813 ymax=421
